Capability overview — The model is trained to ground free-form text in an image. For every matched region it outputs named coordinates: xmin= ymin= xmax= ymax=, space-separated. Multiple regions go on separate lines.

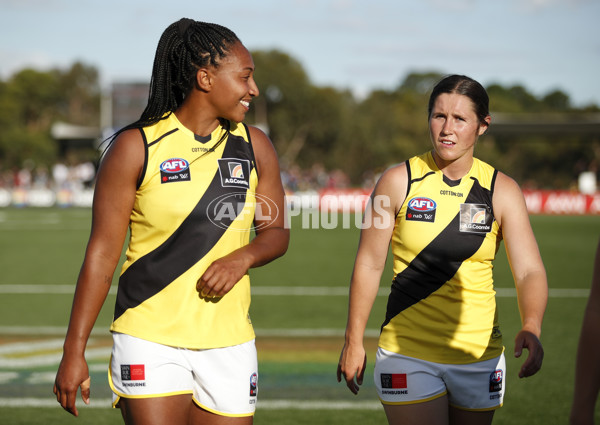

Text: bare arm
xmin=494 ymin=172 xmax=548 ymax=378
xmin=570 ymin=238 xmax=600 ymax=425
xmin=53 ymin=130 xmax=143 ymax=416
xmin=197 ymin=125 xmax=289 ymax=298
xmin=337 ymin=164 xmax=407 ymax=394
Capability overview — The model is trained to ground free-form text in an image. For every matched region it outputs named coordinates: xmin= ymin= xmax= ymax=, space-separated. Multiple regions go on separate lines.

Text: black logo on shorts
xmin=250 ymin=372 xmax=258 ymax=397
xmin=489 ymin=369 xmax=503 ymax=392
xmin=120 ymin=364 xmax=145 ymax=381
xmin=381 ymin=373 xmax=407 ymax=389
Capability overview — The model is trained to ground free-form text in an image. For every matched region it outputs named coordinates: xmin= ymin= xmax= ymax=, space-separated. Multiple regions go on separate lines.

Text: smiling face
xmin=206 ymin=41 xmax=259 ymax=123
xmin=428 ymin=92 xmax=490 ymax=177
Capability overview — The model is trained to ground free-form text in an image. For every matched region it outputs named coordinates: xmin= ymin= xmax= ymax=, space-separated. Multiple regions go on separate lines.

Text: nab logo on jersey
xmin=406 ymin=197 xmax=436 ymax=223
xmin=218 ymin=158 xmax=250 ymax=189
xmin=160 ymin=158 xmax=191 ymax=183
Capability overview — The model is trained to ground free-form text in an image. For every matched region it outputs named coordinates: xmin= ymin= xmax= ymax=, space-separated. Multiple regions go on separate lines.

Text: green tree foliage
xmin=482 ymin=83 xmax=599 ymax=188
xmin=0 ymin=62 xmax=100 ymax=171
xmin=1 ymin=54 xmax=597 ymax=190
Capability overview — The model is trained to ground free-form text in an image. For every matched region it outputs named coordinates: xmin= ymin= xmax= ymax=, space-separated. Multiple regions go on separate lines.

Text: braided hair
xmin=103 ymin=18 xmax=239 ymax=150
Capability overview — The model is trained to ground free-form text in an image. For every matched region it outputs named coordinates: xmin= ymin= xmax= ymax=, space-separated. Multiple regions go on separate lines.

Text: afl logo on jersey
xmin=408 ymin=197 xmax=436 ymax=212
xmin=160 ymin=158 xmax=189 ymax=173
xmin=160 ymin=158 xmax=191 ymax=183
xmin=406 ymin=197 xmax=436 ymax=223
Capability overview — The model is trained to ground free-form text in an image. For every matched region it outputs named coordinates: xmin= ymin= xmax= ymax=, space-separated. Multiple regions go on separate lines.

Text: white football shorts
xmin=374 ymin=348 xmax=506 ymax=411
xmin=109 ymin=332 xmax=258 ymax=417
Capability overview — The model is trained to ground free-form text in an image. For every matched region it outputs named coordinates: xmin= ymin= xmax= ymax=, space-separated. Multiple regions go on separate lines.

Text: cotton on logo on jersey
xmin=406 ymin=197 xmax=436 ymax=223
xmin=160 ymin=158 xmax=191 ymax=183
xmin=218 ymin=158 xmax=250 ymax=189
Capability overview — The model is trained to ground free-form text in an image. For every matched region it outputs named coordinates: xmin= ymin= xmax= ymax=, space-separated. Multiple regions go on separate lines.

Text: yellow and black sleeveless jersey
xmin=110 ymin=112 xmax=257 ymax=349
xmin=378 ymin=151 xmax=504 ymax=364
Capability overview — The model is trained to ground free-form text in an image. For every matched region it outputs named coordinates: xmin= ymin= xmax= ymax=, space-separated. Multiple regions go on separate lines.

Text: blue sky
xmin=1 ymin=0 xmax=599 ymax=107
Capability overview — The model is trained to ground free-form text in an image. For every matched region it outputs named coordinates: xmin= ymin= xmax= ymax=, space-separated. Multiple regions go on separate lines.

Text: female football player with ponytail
xmin=54 ymin=18 xmax=288 ymax=424
xmin=338 ymin=75 xmax=547 ymax=425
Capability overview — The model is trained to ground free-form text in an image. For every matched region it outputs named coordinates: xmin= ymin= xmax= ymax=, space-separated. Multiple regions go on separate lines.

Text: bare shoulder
xmin=247 ymin=125 xmax=279 ymax=174
xmin=372 ymin=162 xmax=409 ymax=214
xmin=98 ymin=128 xmax=145 ymax=181
xmin=103 ymin=129 xmax=145 ymax=161
xmin=493 ymin=171 xmax=528 ymax=227
xmin=494 ymin=171 xmax=522 ymax=196
xmin=247 ymin=125 xmax=274 ymax=151
xmin=375 ymin=162 xmax=408 ymax=193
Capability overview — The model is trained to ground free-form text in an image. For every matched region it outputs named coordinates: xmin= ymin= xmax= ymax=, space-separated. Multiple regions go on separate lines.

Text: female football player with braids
xmin=337 ymin=75 xmax=548 ymax=425
xmin=54 ymin=18 xmax=289 ymax=424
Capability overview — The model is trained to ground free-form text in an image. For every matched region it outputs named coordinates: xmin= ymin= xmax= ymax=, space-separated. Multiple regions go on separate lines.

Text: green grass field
xmin=0 ymin=208 xmax=598 ymax=424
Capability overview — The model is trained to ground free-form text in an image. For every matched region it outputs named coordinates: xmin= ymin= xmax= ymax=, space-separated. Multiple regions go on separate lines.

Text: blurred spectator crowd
xmin=0 ymin=161 xmax=378 ymax=193
xmin=0 ymin=160 xmax=96 ymax=192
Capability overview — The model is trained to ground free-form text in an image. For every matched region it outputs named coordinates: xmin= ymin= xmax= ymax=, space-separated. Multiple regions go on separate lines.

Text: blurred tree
xmin=7 ymin=69 xmax=61 ymax=132
xmin=251 ymin=49 xmax=355 ymax=174
xmin=0 ymin=63 xmax=101 ymax=170
xmin=542 ymin=90 xmax=570 ymax=111
xmin=58 ymin=62 xmax=101 ymax=126
xmin=250 ymin=49 xmax=313 ymax=165
xmin=0 ymin=54 xmax=597 ymax=190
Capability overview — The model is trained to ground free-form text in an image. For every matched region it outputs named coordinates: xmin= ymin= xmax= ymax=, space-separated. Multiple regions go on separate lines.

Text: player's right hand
xmin=53 ymin=354 xmax=90 ymax=417
xmin=337 ymin=343 xmax=367 ymax=395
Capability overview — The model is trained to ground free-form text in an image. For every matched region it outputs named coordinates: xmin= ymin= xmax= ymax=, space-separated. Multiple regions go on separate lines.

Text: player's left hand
xmin=514 ymin=329 xmax=544 ymax=378
xmin=196 ymin=253 xmax=250 ymax=298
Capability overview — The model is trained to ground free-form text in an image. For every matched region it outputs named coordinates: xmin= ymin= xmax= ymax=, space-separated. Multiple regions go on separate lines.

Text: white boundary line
xmin=0 ymin=285 xmax=590 ymax=298
xmin=0 ymin=326 xmax=370 ymax=338
xmin=0 ymin=398 xmax=381 ymax=410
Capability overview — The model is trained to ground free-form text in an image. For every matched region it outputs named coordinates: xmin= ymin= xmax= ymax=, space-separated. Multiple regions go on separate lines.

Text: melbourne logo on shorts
xmin=160 ymin=158 xmax=191 ymax=184
xmin=459 ymin=203 xmax=493 ymax=233
xmin=406 ymin=197 xmax=436 ymax=223
xmin=121 ymin=364 xmax=146 ymax=387
xmin=218 ymin=158 xmax=250 ymax=189
xmin=249 ymin=372 xmax=258 ymax=397
xmin=489 ymin=369 xmax=503 ymax=392
xmin=381 ymin=373 xmax=408 ymax=389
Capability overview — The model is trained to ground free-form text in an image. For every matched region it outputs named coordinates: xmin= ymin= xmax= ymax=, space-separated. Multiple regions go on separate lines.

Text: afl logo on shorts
xmin=160 ymin=158 xmax=191 ymax=183
xmin=249 ymin=372 xmax=258 ymax=397
xmin=406 ymin=197 xmax=436 ymax=223
xmin=489 ymin=369 xmax=503 ymax=392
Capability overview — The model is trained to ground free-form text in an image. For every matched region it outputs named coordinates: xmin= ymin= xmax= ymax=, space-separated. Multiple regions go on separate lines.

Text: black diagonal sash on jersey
xmin=114 ymin=133 xmax=254 ymax=321
xmin=381 ymin=175 xmax=495 ymax=329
